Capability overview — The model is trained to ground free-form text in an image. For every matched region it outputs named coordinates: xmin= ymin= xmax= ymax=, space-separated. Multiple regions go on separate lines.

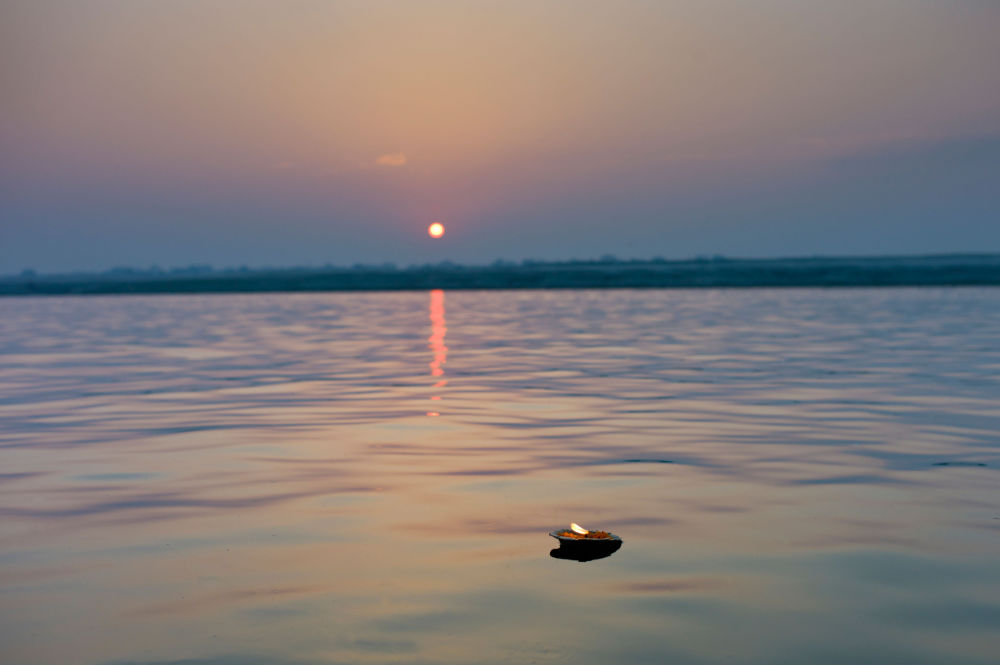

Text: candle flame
xmin=570 ymin=523 xmax=589 ymax=535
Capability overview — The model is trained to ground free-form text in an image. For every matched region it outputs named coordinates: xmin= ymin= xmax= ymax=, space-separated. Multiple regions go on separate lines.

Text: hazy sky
xmin=2 ymin=0 xmax=999 ymax=272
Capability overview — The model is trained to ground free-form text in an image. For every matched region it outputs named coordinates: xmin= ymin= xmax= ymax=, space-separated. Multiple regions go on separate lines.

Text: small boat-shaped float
xmin=549 ymin=523 xmax=623 ymax=562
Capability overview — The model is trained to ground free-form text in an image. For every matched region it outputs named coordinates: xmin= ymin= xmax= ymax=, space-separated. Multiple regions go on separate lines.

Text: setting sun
xmin=428 ymin=222 xmax=445 ymax=239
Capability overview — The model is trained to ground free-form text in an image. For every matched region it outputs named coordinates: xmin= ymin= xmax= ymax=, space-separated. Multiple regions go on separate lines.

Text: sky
xmin=1 ymin=0 xmax=999 ymax=273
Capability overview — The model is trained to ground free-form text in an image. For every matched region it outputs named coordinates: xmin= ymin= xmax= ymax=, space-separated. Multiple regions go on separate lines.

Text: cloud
xmin=375 ymin=152 xmax=407 ymax=167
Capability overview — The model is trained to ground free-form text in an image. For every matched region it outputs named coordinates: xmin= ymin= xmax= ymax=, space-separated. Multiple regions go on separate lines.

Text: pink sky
xmin=2 ymin=0 xmax=999 ymax=271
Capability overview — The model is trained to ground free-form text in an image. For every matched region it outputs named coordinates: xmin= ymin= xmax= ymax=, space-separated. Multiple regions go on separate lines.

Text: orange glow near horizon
xmin=428 ymin=223 xmax=445 ymax=239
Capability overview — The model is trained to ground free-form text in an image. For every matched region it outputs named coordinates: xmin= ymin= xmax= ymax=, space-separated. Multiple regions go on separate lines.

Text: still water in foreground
xmin=1 ymin=288 xmax=998 ymax=665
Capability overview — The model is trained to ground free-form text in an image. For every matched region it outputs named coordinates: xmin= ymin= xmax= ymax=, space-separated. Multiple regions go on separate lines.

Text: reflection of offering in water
xmin=550 ymin=542 xmax=621 ymax=562
xmin=549 ymin=523 xmax=623 ymax=562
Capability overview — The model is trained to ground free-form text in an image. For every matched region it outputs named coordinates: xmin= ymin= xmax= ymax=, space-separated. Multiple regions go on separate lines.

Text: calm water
xmin=1 ymin=288 xmax=999 ymax=665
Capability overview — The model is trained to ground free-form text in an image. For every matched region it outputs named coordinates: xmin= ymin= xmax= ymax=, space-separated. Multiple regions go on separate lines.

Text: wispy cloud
xmin=375 ymin=152 xmax=407 ymax=167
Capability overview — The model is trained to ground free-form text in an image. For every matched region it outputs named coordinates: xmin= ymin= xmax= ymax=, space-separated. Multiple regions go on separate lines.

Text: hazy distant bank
xmin=3 ymin=254 xmax=1000 ymax=296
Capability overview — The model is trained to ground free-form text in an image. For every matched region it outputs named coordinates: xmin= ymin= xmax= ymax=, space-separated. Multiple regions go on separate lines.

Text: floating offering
xmin=549 ymin=523 xmax=623 ymax=562
xmin=551 ymin=522 xmax=617 ymax=541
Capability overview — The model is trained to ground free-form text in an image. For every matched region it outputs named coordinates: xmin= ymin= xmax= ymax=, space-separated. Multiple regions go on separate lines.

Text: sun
xmin=428 ymin=222 xmax=445 ymax=239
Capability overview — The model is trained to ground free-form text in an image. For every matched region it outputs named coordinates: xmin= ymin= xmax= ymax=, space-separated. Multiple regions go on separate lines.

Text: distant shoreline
xmin=3 ymin=254 xmax=1000 ymax=296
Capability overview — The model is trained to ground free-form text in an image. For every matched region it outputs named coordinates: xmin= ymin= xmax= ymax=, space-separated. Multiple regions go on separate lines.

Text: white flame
xmin=570 ymin=523 xmax=589 ymax=535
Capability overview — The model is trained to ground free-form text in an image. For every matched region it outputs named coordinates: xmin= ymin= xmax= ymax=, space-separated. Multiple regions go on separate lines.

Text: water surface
xmin=1 ymin=289 xmax=998 ymax=664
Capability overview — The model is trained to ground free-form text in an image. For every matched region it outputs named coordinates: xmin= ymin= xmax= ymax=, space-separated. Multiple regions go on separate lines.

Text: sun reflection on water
xmin=428 ymin=289 xmax=447 ymax=414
